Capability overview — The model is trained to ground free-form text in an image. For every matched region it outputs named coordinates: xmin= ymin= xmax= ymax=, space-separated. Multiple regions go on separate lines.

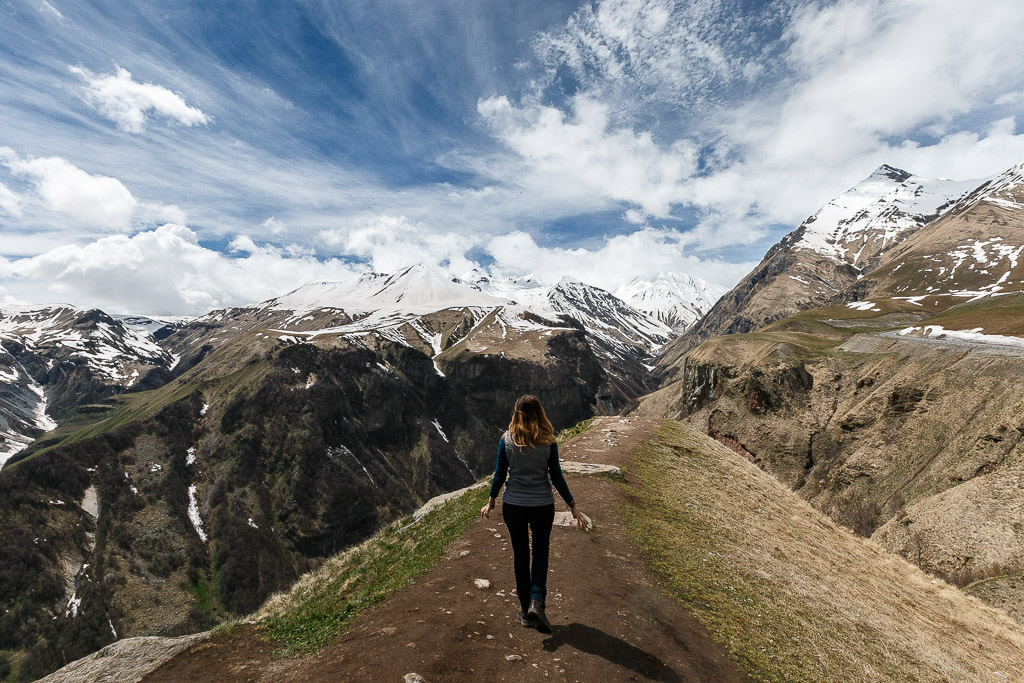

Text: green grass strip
xmin=557 ymin=416 xmax=596 ymax=444
xmin=259 ymin=485 xmax=488 ymax=656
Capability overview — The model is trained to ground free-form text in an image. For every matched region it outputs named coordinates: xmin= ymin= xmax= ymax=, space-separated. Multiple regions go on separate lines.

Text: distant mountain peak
xmin=795 ymin=165 xmax=982 ymax=268
xmin=871 ymin=164 xmax=912 ymax=183
xmin=616 ymin=272 xmax=724 ymax=333
xmin=268 ymin=264 xmax=507 ymax=314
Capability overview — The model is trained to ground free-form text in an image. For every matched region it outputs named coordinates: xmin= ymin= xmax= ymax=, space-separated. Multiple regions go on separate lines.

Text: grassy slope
xmin=924 ymin=291 xmax=1024 ymax=335
xmin=621 ymin=421 xmax=1024 ymax=682
xmin=255 ymin=484 xmax=489 ymax=655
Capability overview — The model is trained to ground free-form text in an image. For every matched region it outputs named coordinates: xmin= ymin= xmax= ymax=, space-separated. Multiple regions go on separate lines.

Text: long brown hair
xmin=506 ymin=394 xmax=555 ymax=449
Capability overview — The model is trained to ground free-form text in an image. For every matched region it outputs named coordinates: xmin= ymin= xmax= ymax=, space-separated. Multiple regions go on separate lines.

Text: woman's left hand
xmin=480 ymin=498 xmax=495 ymax=519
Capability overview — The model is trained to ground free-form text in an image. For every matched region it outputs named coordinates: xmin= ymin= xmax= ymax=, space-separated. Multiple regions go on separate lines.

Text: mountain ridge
xmin=668 ymin=161 xmax=1024 ymax=366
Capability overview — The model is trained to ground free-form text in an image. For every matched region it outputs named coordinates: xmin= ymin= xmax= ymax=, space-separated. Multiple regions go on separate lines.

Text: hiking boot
xmin=527 ymin=599 xmax=551 ymax=633
xmin=517 ymin=609 xmax=533 ymax=627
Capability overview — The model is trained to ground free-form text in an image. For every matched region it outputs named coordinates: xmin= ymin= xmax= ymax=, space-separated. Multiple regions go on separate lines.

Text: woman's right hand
xmin=571 ymin=506 xmax=588 ymax=529
xmin=480 ymin=498 xmax=495 ymax=519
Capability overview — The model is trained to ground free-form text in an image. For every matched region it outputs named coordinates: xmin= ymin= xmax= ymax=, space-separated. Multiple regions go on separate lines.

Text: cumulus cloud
xmin=2 ymin=214 xmax=748 ymax=315
xmin=69 ymin=65 xmax=210 ymax=133
xmin=1 ymin=224 xmax=358 ymax=315
xmin=487 ymin=228 xmax=752 ymax=293
xmin=0 ymin=148 xmax=137 ymax=230
xmin=319 ymin=215 xmax=484 ymax=275
xmin=479 ymin=94 xmax=698 ymax=218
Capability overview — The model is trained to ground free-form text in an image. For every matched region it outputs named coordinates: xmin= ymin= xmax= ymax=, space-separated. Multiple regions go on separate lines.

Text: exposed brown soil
xmin=143 ymin=417 xmax=751 ymax=683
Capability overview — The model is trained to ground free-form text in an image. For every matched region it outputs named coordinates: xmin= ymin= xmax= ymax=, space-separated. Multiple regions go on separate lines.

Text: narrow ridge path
xmin=144 ymin=417 xmax=751 ymax=682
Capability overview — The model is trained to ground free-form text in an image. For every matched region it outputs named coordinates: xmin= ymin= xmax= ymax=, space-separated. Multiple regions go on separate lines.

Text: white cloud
xmin=138 ymin=201 xmax=188 ymax=226
xmin=487 ymin=228 xmax=753 ymax=293
xmin=37 ymin=1 xmax=63 ymax=20
xmin=1 ymin=224 xmax=358 ymax=315
xmin=69 ymin=65 xmax=210 ymax=133
xmin=885 ymin=117 xmax=1024 ymax=180
xmin=261 ymin=216 xmax=287 ymax=235
xmin=503 ymin=0 xmax=1024 ymax=242
xmin=709 ymin=0 xmax=1024 ymax=223
xmin=766 ymin=0 xmax=1024 ymax=168
xmin=0 ymin=181 xmax=22 ymax=217
xmin=319 ymin=215 xmax=483 ymax=275
xmin=534 ymin=0 xmax=782 ymax=116
xmin=1 ymin=148 xmax=137 ymax=230
xmin=1 ymin=221 xmax=750 ymax=314
xmin=479 ymin=94 xmax=698 ymax=218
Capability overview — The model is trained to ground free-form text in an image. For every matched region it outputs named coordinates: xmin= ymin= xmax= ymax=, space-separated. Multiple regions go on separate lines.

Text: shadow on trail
xmin=542 ymin=622 xmax=681 ymax=682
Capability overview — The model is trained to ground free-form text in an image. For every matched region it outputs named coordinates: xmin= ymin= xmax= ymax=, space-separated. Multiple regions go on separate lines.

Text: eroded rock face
xmin=674 ymin=234 xmax=860 ymax=359
xmin=651 ymin=334 xmax=1024 ymax=580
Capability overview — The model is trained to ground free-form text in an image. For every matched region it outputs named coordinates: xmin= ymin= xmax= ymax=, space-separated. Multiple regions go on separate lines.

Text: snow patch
xmin=65 ymin=592 xmax=82 ymax=618
xmin=431 ymin=419 xmax=449 ymax=443
xmin=187 ymin=485 xmax=207 ymax=542
xmin=897 ymin=325 xmax=1024 ymax=347
xmin=846 ymin=301 xmax=877 ymax=311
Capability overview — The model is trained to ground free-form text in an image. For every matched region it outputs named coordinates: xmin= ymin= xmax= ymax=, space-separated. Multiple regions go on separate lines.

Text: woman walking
xmin=480 ymin=395 xmax=587 ymax=633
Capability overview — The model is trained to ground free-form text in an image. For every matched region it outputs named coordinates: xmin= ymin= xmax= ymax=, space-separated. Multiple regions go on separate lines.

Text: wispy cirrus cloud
xmin=37 ymin=1 xmax=63 ymax=21
xmin=533 ymin=0 xmax=788 ymax=119
xmin=69 ymin=65 xmax=210 ymax=133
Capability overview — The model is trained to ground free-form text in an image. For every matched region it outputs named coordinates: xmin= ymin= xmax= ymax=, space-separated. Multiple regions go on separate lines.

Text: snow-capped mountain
xmin=157 ymin=263 xmax=688 ymax=417
xmin=616 ymin=272 xmax=725 ymax=332
xmin=460 ymin=269 xmax=675 ymax=350
xmin=865 ymin=163 xmax=1024 ymax=300
xmin=679 ymin=161 xmax=1024 ymax=352
xmin=264 ymin=264 xmax=507 ymax=315
xmin=256 ymin=265 xmax=674 ymax=361
xmin=795 ymin=165 xmax=980 ymax=269
xmin=113 ymin=314 xmax=193 ymax=341
xmin=459 ymin=269 xmax=549 ymax=306
xmin=0 ymin=305 xmax=175 ymax=466
xmin=0 ymin=263 xmax=708 ymax=466
xmin=545 ymin=276 xmax=672 ymax=353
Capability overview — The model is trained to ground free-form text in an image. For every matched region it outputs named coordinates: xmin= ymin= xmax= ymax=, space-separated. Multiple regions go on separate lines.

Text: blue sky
xmin=2 ymin=0 xmax=1024 ymax=314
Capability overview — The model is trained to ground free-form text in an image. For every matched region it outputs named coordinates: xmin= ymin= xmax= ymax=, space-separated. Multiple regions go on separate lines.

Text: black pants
xmin=501 ymin=502 xmax=555 ymax=612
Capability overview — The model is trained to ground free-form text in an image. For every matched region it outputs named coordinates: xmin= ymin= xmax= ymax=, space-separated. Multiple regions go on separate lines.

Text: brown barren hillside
xmin=639 ymin=297 xmax=1024 ymax=582
xmin=624 ymin=421 xmax=1024 ymax=682
xmin=41 ymin=418 xmax=1024 ymax=683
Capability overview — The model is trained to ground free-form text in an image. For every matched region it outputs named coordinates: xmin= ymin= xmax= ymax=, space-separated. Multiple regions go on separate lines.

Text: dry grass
xmin=621 ymin=420 xmax=1024 ymax=682
xmin=926 ymin=292 xmax=1024 ymax=336
xmin=254 ymin=484 xmax=488 ymax=655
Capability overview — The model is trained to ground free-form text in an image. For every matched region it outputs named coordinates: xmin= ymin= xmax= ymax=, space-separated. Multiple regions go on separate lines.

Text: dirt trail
xmin=143 ymin=417 xmax=750 ymax=682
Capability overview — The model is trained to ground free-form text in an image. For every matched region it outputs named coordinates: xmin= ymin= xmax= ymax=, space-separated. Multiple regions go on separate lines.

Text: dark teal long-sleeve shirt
xmin=488 ymin=435 xmax=574 ymax=507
